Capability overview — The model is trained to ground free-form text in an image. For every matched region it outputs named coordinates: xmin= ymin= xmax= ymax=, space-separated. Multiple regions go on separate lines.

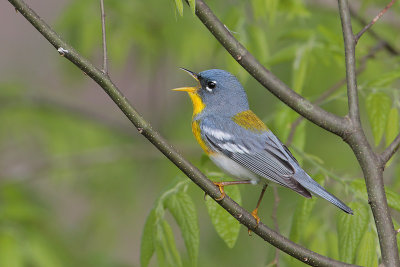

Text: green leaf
xmin=174 ymin=0 xmax=184 ymax=16
xmin=155 ymin=219 xmax=182 ymax=267
xmin=386 ymin=108 xmax=399 ymax=146
xmin=289 ymin=197 xmax=316 ymax=242
xmin=337 ymin=202 xmax=370 ymax=263
xmin=205 ymin=177 xmax=242 ymax=248
xmin=188 ymin=0 xmax=196 ymax=15
xmin=140 ymin=209 xmax=156 ymax=267
xmin=365 ymin=69 xmax=400 ymax=88
xmin=349 ymin=179 xmax=400 ymax=212
xmin=386 ymin=188 xmax=400 ymax=212
xmin=0 ymin=230 xmax=23 ymax=267
xmin=165 ymin=192 xmax=199 ymax=267
xmin=366 ymin=92 xmax=392 ymax=146
xmin=266 ymin=44 xmax=297 ymax=66
xmin=355 ymin=230 xmax=378 ymax=266
xmin=292 ymin=45 xmax=309 ymax=94
xmin=289 ymin=174 xmax=323 ymax=242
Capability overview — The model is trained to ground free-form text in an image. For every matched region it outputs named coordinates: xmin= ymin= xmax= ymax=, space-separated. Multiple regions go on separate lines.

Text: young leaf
xmin=174 ymin=0 xmax=183 ymax=16
xmin=355 ymin=230 xmax=378 ymax=266
xmin=188 ymin=0 xmax=196 ymax=15
xmin=337 ymin=202 xmax=370 ymax=263
xmin=140 ymin=209 xmax=156 ymax=267
xmin=350 ymin=179 xmax=400 ymax=212
xmin=289 ymin=196 xmax=316 ymax=242
xmin=165 ymin=192 xmax=199 ymax=267
xmin=366 ymin=92 xmax=392 ymax=146
xmin=155 ymin=219 xmax=183 ymax=267
xmin=292 ymin=45 xmax=309 ymax=94
xmin=289 ymin=174 xmax=323 ymax=242
xmin=205 ymin=178 xmax=242 ymax=248
xmin=386 ymin=108 xmax=399 ymax=147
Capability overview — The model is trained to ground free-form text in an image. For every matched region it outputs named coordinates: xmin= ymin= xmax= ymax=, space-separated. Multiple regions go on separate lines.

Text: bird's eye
xmin=206 ymin=81 xmax=216 ymax=91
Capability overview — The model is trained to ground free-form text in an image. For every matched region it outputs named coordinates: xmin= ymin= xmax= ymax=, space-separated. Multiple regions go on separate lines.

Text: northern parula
xmin=174 ymin=68 xmax=353 ymax=218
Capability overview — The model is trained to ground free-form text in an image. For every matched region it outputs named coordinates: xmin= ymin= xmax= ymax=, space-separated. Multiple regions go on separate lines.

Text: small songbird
xmin=173 ymin=68 xmax=353 ymax=221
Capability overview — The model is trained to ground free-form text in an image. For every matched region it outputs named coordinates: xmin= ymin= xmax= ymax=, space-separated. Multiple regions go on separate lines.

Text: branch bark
xmin=381 ymin=132 xmax=400 ymax=165
xmin=338 ymin=1 xmax=400 ymax=266
xmin=6 ymin=0 xmax=357 ymax=266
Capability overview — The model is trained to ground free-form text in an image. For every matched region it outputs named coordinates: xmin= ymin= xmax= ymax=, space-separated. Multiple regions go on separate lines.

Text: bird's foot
xmin=248 ymin=208 xmax=261 ymax=235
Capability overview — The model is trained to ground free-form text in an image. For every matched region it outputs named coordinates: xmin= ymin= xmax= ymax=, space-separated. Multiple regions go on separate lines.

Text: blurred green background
xmin=1 ymin=0 xmax=400 ymax=266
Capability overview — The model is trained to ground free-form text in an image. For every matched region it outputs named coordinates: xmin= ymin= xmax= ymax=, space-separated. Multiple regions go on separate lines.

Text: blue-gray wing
xmin=200 ymin=118 xmax=312 ymax=198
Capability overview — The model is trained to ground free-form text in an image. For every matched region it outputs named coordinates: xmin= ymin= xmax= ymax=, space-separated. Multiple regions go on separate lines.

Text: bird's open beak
xmin=172 ymin=68 xmax=200 ymax=93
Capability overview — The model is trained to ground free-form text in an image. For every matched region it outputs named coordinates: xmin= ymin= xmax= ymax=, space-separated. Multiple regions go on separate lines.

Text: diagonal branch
xmin=381 ymin=132 xmax=400 ymax=165
xmin=7 ymin=0 xmax=357 ymax=266
xmin=354 ymin=0 xmax=396 ymax=45
xmin=194 ymin=0 xmax=351 ymax=137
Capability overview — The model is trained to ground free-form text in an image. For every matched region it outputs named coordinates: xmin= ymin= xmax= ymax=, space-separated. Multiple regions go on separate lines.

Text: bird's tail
xmin=296 ymin=171 xmax=353 ymax=215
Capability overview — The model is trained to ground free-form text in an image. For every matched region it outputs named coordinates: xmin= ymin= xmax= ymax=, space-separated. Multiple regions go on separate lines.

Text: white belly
xmin=209 ymin=153 xmax=259 ymax=184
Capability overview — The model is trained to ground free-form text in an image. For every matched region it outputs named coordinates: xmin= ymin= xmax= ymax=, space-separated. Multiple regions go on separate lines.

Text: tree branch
xmin=338 ymin=0 xmax=360 ymax=124
xmin=194 ymin=0 xmax=351 ymax=137
xmin=7 ymin=0 xmax=357 ymax=266
xmin=350 ymin=7 xmax=399 ymax=55
xmin=354 ymin=0 xmax=396 ymax=45
xmin=381 ymin=132 xmax=400 ymax=165
xmin=100 ymin=0 xmax=108 ymax=74
xmin=338 ymin=1 xmax=400 ymax=266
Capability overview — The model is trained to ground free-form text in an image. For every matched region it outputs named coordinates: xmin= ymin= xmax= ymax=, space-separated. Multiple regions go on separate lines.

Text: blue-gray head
xmin=173 ymin=68 xmax=249 ymax=118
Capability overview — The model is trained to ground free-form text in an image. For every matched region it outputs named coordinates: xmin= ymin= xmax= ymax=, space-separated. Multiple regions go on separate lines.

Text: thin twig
xmin=381 ymin=132 xmax=400 ymax=165
xmin=100 ymin=0 xmax=108 ymax=74
xmin=350 ymin=7 xmax=399 ymax=55
xmin=7 ymin=0 xmax=357 ymax=266
xmin=354 ymin=0 xmax=396 ymax=45
xmin=286 ymin=41 xmax=386 ymax=146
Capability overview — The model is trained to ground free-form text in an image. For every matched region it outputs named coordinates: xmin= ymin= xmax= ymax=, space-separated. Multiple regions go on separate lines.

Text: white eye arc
xmin=206 ymin=81 xmax=217 ymax=92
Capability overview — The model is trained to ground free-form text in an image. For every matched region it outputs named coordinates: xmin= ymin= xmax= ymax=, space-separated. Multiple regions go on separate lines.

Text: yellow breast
xmin=192 ymin=120 xmax=214 ymax=154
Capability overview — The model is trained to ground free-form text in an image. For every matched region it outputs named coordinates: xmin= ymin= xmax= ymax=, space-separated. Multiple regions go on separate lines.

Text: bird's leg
xmin=211 ymin=180 xmax=253 ymax=201
xmin=248 ymin=184 xmax=268 ymax=235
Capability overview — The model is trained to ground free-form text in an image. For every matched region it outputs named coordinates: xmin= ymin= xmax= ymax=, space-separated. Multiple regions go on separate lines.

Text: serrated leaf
xmin=366 ymin=92 xmax=392 ymax=146
xmin=386 ymin=108 xmax=399 ymax=146
xmin=140 ymin=209 xmax=156 ymax=267
xmin=165 ymin=192 xmax=199 ymax=267
xmin=205 ymin=178 xmax=242 ymax=248
xmin=174 ymin=0 xmax=184 ymax=16
xmin=289 ymin=197 xmax=317 ymax=242
xmin=355 ymin=230 xmax=378 ymax=266
xmin=349 ymin=179 xmax=400 ymax=212
xmin=289 ymin=174 xmax=323 ymax=242
xmin=155 ymin=219 xmax=182 ymax=267
xmin=188 ymin=0 xmax=196 ymax=15
xmin=337 ymin=202 xmax=370 ymax=263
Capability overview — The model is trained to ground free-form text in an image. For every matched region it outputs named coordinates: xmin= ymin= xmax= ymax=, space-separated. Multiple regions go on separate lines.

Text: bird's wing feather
xmin=201 ymin=117 xmax=311 ymax=197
